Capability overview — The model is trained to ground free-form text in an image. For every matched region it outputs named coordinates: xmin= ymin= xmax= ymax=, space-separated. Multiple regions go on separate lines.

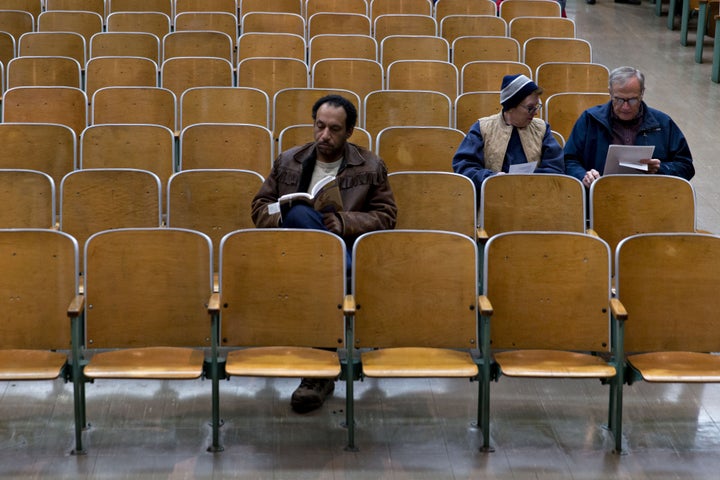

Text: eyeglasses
xmin=521 ymin=101 xmax=542 ymax=114
xmin=611 ymin=96 xmax=641 ymax=107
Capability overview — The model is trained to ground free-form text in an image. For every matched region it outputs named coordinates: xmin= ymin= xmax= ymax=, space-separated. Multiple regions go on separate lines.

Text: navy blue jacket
xmin=564 ymin=101 xmax=694 ymax=182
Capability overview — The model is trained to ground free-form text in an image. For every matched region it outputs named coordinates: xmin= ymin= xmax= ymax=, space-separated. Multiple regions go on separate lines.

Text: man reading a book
xmin=251 ymin=94 xmax=397 ymax=414
xmin=564 ymin=66 xmax=694 ymax=188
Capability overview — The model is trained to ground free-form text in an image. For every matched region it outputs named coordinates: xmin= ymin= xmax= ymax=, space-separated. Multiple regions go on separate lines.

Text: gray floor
xmin=3 ymin=1 xmax=720 ymax=479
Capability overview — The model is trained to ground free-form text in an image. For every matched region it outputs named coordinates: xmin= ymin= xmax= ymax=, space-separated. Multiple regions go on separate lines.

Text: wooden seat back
xmin=544 ymin=91 xmax=610 ymax=141
xmin=3 ymin=86 xmax=88 ymax=137
xmin=180 ymin=86 xmax=270 ymax=129
xmin=508 ymin=16 xmax=575 ymax=47
xmin=219 ymin=229 xmax=346 ymax=348
xmin=377 ymin=125 xmax=462 ymax=173
xmin=363 ymin=89 xmax=452 ymax=139
xmin=440 ymin=14 xmax=507 ymax=43
xmin=499 ymin=0 xmax=561 ymax=22
xmin=452 ymin=35 xmax=520 ymax=67
xmin=461 ymin=60 xmax=531 ymax=93
xmin=90 ymin=32 xmax=160 ymax=63
xmin=0 ymin=123 xmax=76 ymax=204
xmin=311 ymin=58 xmax=384 ymax=101
xmin=380 ymin=34 xmax=449 ymax=68
xmin=161 ymin=56 xmax=234 ymax=101
xmin=535 ymin=62 xmax=609 ymax=98
xmin=7 ymin=56 xmax=82 ymax=89
xmin=454 ymin=91 xmax=501 ymax=134
xmin=179 ymin=123 xmax=273 ymax=175
xmin=589 ymin=175 xmax=697 ymax=257
xmin=59 ymin=169 xmax=163 ymax=262
xmin=0 ymin=229 xmax=77 ymax=375
xmin=353 ymin=229 xmax=478 ymax=349
xmin=163 ymin=30 xmax=234 ymax=62
xmin=307 ymin=12 xmax=371 ymax=37
xmin=388 ymin=171 xmax=477 ymax=238
xmin=167 ymin=169 xmax=263 ymax=271
xmin=434 ymin=0 xmax=496 ymax=22
xmin=0 ymin=169 xmax=55 ymax=228
xmin=373 ymin=14 xmax=437 ymax=42
xmin=106 ymin=11 xmax=171 ymax=39
xmin=386 ymin=59 xmax=458 ymax=99
xmin=522 ymin=37 xmax=592 ymax=75
xmin=85 ymin=56 xmax=159 ymax=100
xmin=479 ymin=174 xmax=586 ymax=239
xmin=308 ymin=33 xmax=377 ymax=65
xmin=277 ymin=124 xmax=372 ymax=152
xmin=18 ymin=31 xmax=86 ymax=66
xmin=92 ymin=86 xmax=177 ymax=132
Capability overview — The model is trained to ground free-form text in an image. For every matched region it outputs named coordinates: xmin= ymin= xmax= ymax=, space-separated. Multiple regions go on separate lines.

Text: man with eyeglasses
xmin=564 ymin=66 xmax=694 ymax=188
xmin=452 ymin=74 xmax=564 ymax=198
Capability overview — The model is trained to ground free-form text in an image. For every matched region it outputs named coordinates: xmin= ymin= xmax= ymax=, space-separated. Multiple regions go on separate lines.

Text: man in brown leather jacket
xmin=251 ymin=94 xmax=397 ymax=413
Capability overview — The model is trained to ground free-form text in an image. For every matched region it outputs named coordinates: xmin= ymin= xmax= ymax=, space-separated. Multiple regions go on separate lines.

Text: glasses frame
xmin=520 ymin=100 xmax=543 ymax=114
xmin=611 ymin=96 xmax=642 ymax=108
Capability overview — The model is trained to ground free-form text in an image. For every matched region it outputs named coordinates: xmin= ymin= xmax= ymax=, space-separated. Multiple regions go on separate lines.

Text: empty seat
xmin=377 ymin=125 xmax=463 ymax=173
xmin=363 ymin=89 xmax=452 ymax=139
xmin=237 ymin=56 xmax=309 ymax=99
xmin=461 ymin=60 xmax=531 ymax=94
xmin=85 ymin=56 xmax=159 ymax=100
xmin=452 ymin=36 xmax=521 ymax=67
xmin=0 ymin=169 xmax=55 ymax=228
xmin=180 ymin=86 xmax=270 ymax=130
xmin=3 ymin=86 xmax=88 ymax=136
xmin=91 ymin=86 xmax=177 ymax=132
xmin=7 ymin=56 xmax=82 ymax=88
xmin=307 ymin=12 xmax=371 ymax=37
xmin=89 ymin=32 xmax=161 ymax=63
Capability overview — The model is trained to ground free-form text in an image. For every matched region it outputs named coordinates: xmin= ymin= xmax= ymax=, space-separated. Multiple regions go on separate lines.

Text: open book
xmin=267 ymin=175 xmax=344 ymax=216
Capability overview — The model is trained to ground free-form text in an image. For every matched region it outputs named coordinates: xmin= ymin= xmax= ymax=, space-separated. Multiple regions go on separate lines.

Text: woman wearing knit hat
xmin=452 ymin=74 xmax=564 ymax=200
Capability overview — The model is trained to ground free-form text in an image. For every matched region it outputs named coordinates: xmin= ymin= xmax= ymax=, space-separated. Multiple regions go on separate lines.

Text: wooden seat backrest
xmin=219 ymin=229 xmax=346 ymax=347
xmin=0 ymin=169 xmax=55 ymax=228
xmin=388 ymin=171 xmax=477 ymax=238
xmin=363 ymin=89 xmax=452 ymax=138
xmin=353 ymin=230 xmax=478 ymax=349
xmin=377 ymin=125 xmax=462 ymax=173
xmin=480 ymin=173 xmax=586 ymax=238
xmin=180 ymin=86 xmax=269 ymax=129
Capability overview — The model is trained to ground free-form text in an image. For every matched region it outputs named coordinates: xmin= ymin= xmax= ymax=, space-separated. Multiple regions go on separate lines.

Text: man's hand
xmin=322 ymin=212 xmax=342 ymax=235
xmin=640 ymin=158 xmax=661 ymax=174
xmin=583 ymin=169 xmax=601 ymax=188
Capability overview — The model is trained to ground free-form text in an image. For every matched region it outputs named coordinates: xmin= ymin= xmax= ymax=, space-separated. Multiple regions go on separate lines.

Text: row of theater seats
xmin=4 ymin=215 xmax=717 ymax=454
xmin=0 ymin=167 xmax=700 ymax=274
xmin=0 ymin=83 xmax=610 ymax=151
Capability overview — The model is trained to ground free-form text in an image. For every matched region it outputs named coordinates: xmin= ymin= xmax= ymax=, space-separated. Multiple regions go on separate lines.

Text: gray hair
xmin=608 ymin=66 xmax=645 ymax=94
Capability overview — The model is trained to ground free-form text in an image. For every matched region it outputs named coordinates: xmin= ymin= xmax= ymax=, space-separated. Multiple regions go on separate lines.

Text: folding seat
xmin=209 ymin=229 xmax=346 ymax=451
xmin=89 ymin=32 xmax=161 ymax=64
xmin=544 ymin=91 xmax=610 ymax=142
xmin=237 ymin=56 xmax=308 ymax=100
xmin=373 ymin=14 xmax=437 ymax=42
xmin=70 ymin=227 xmax=214 ymax=453
xmin=478 ymin=231 xmax=619 ymax=452
xmin=174 ymin=11 xmax=239 ymax=53
xmin=18 ymin=31 xmax=86 ymax=67
xmin=162 ymin=30 xmax=234 ymax=62
xmin=452 ymin=36 xmax=521 ymax=68
xmin=106 ymin=11 xmax=172 ymax=41
xmin=307 ymin=12 xmax=371 ymax=37
xmin=0 ymin=169 xmax=55 ymax=228
xmin=237 ymin=32 xmax=306 ymax=61
xmin=439 ymin=14 xmax=506 ymax=43
xmin=343 ymin=229 xmax=480 ymax=450
xmin=241 ymin=11 xmax=305 ymax=36
xmin=508 ymin=15 xmax=575 ymax=47
xmin=59 ymin=168 xmax=163 ymax=266
xmin=160 ymin=56 xmax=234 ymax=102
xmin=388 ymin=171 xmax=477 ymax=239
xmin=0 ymin=229 xmax=79 ymax=451
xmin=91 ymin=86 xmax=177 ymax=133
xmin=434 ymin=0 xmax=496 ymax=22
xmin=499 ymin=0 xmax=561 ymax=22
xmin=3 ymin=86 xmax=88 ymax=137
xmin=369 ymin=0 xmax=433 ymax=20
xmin=534 ymin=62 xmax=610 ymax=98
xmin=386 ymin=59 xmax=458 ymax=100
xmin=166 ymin=168 xmax=265 ymax=271
xmin=363 ymin=89 xmax=452 ymax=139
xmin=308 ymin=33 xmax=377 ymax=65
xmin=7 ymin=56 xmax=82 ymax=89
xmin=305 ymin=0 xmax=368 ymax=17
xmin=461 ymin=60 xmax=531 ymax=94
xmin=455 ymin=91 xmax=502 ymax=134
xmin=79 ymin=123 xmax=175 ymax=202
xmin=311 ymin=58 xmax=383 ymax=101
xmin=37 ymin=10 xmax=103 ymax=59
xmin=0 ymin=123 xmax=76 ymax=204
xmin=376 ymin=125 xmax=463 ymax=173
xmin=240 ymin=0 xmax=302 ymax=15
xmin=522 ymin=37 xmax=592 ymax=76
xmin=179 ymin=123 xmax=274 ymax=176
xmin=85 ymin=56 xmax=159 ymax=100
xmin=180 ymin=86 xmax=270 ymax=130
xmin=380 ymin=34 xmax=449 ymax=69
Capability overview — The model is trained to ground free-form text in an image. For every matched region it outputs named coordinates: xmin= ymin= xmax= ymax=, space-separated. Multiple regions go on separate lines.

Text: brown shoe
xmin=290 ymin=378 xmax=335 ymax=413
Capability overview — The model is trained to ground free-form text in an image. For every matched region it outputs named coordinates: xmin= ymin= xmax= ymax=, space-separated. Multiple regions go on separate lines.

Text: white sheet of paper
xmin=604 ymin=145 xmax=655 ymax=175
xmin=509 ymin=161 xmax=537 ymax=174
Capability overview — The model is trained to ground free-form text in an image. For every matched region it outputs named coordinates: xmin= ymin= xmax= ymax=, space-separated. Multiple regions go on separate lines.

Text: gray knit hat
xmin=500 ymin=74 xmax=539 ymax=110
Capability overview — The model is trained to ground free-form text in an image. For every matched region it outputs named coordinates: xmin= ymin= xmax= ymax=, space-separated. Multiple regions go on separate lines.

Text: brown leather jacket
xmin=251 ymin=141 xmax=397 ymax=242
